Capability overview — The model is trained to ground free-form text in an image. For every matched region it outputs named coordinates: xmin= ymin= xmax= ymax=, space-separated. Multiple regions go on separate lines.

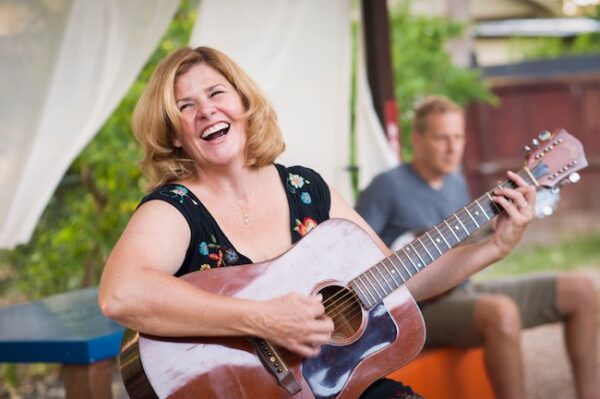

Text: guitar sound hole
xmin=318 ymin=285 xmax=363 ymax=342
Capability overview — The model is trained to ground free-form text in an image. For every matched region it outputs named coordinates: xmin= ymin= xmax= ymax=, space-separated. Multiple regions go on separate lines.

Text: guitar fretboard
xmin=348 ymin=169 xmax=530 ymax=309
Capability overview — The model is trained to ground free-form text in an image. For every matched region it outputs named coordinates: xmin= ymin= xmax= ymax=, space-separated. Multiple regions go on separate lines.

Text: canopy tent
xmin=0 ymin=0 xmax=397 ymax=249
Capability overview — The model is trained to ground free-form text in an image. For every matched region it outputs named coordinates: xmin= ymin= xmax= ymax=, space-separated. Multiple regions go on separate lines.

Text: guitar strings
xmin=319 ymin=176 xmax=521 ymax=325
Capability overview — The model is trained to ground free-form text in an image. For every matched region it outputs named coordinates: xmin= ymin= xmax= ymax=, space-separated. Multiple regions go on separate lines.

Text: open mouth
xmin=201 ymin=122 xmax=230 ymax=141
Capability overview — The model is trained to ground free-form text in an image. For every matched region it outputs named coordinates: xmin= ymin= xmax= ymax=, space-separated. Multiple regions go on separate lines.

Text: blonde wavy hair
xmin=132 ymin=46 xmax=285 ymax=191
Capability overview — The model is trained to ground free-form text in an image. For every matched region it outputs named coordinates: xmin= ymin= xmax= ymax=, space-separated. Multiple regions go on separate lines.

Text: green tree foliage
xmin=388 ymin=2 xmax=496 ymax=160
xmin=0 ymin=0 xmax=199 ymax=300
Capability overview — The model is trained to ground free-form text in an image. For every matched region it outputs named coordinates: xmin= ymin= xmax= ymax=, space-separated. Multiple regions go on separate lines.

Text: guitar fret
xmin=408 ymin=241 xmax=427 ymax=270
xmin=417 ymin=237 xmax=435 ymax=261
xmin=464 ymin=207 xmax=480 ymax=228
xmin=380 ymin=260 xmax=399 ymax=287
xmin=370 ymin=266 xmax=389 ymax=294
xmin=374 ymin=264 xmax=395 ymax=291
xmin=443 ymin=220 xmax=460 ymax=242
xmin=453 ymin=213 xmax=469 ymax=236
xmin=434 ymin=225 xmax=452 ymax=249
xmin=366 ymin=269 xmax=387 ymax=299
xmin=384 ymin=258 xmax=406 ymax=284
xmin=402 ymin=248 xmax=420 ymax=272
xmin=426 ymin=231 xmax=443 ymax=255
xmin=351 ymin=279 xmax=372 ymax=307
xmin=474 ymin=199 xmax=491 ymax=221
xmin=485 ymin=192 xmax=502 ymax=213
xmin=384 ymin=260 xmax=403 ymax=286
xmin=517 ymin=170 xmax=532 ymax=187
xmin=392 ymin=252 xmax=413 ymax=277
xmin=357 ymin=275 xmax=378 ymax=305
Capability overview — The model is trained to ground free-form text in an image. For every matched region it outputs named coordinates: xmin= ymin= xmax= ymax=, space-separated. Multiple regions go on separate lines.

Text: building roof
xmin=476 ymin=18 xmax=600 ymax=38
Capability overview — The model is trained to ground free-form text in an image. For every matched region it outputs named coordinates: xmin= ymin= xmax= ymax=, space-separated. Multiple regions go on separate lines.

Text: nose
xmin=447 ymin=137 xmax=464 ymax=153
xmin=197 ymin=99 xmax=216 ymax=119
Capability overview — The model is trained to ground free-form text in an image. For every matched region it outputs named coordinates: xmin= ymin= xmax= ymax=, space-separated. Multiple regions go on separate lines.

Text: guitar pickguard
xmin=302 ymin=303 xmax=397 ymax=399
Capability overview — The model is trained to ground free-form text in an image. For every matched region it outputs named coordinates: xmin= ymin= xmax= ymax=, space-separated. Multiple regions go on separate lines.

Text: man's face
xmin=413 ymin=110 xmax=466 ymax=175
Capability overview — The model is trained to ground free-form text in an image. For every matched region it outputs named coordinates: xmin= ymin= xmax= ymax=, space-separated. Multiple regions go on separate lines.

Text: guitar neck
xmin=349 ymin=168 xmax=534 ymax=309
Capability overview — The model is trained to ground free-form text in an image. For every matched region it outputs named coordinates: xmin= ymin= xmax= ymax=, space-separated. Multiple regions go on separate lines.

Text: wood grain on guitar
xmin=119 ymin=129 xmax=587 ymax=399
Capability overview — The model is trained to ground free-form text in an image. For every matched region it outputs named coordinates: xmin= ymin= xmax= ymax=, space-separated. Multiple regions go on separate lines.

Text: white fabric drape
xmin=355 ymin=31 xmax=400 ymax=190
xmin=0 ymin=0 xmax=180 ymax=249
xmin=190 ymin=0 xmax=397 ymax=203
xmin=190 ymin=0 xmax=354 ymax=201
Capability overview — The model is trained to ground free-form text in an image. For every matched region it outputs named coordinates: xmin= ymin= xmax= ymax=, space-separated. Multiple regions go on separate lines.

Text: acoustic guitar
xmin=119 ymin=129 xmax=587 ymax=399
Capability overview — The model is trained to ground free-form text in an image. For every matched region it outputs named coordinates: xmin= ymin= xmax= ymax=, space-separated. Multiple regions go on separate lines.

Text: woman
xmin=99 ymin=46 xmax=535 ymax=398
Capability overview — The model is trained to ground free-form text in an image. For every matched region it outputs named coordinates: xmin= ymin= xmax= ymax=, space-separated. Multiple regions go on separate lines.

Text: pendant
xmin=242 ymin=213 xmax=251 ymax=226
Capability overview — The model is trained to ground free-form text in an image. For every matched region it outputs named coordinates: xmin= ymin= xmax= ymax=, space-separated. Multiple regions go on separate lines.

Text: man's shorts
xmin=420 ymin=273 xmax=562 ymax=347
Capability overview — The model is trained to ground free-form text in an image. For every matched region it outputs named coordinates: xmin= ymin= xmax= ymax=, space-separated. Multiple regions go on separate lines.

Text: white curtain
xmin=355 ymin=29 xmax=400 ymax=190
xmin=0 ymin=0 xmax=181 ymax=249
xmin=190 ymin=0 xmax=397 ymax=203
xmin=190 ymin=0 xmax=354 ymax=200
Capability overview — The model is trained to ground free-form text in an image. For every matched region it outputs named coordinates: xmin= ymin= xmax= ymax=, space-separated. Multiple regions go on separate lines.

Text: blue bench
xmin=0 ymin=287 xmax=124 ymax=398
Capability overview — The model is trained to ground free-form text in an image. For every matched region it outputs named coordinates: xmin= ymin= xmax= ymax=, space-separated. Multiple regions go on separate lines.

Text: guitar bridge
xmin=249 ymin=337 xmax=302 ymax=395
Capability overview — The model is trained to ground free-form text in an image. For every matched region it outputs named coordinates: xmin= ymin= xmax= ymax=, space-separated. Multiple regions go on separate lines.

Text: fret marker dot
xmin=455 ymin=226 xmax=459 ymax=230
xmin=475 ymin=211 xmax=479 ymax=215
xmin=418 ymin=263 xmax=422 ymax=267
xmin=406 ymin=248 xmax=410 ymax=251
xmin=436 ymin=238 xmax=441 ymax=243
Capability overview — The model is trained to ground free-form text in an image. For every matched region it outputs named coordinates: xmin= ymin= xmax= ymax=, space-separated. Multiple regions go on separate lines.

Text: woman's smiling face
xmin=173 ymin=63 xmax=248 ymax=170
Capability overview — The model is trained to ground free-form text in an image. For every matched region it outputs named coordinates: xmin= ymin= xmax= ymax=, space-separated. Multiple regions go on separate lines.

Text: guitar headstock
xmin=525 ymin=129 xmax=588 ymax=189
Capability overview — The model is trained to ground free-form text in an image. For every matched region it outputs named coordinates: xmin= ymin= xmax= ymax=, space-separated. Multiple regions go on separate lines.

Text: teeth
xmin=202 ymin=122 xmax=229 ymax=138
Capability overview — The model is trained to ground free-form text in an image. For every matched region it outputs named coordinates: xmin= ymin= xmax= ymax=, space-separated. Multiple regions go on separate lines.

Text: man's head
xmin=411 ymin=95 xmax=466 ymax=179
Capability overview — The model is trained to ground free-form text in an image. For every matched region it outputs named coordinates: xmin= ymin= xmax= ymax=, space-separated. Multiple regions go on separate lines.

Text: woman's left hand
xmin=490 ymin=170 xmax=536 ymax=257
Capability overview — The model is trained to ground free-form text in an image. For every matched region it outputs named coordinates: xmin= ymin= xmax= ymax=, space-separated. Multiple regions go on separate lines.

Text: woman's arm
xmin=98 ymin=200 xmax=333 ymax=357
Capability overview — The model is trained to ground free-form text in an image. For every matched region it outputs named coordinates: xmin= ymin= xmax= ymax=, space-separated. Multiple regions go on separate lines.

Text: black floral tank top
xmin=139 ymin=164 xmax=331 ymax=276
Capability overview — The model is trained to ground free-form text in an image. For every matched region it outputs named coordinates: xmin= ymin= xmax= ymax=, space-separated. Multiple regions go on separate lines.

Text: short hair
xmin=412 ymin=95 xmax=464 ymax=135
xmin=132 ymin=46 xmax=285 ymax=191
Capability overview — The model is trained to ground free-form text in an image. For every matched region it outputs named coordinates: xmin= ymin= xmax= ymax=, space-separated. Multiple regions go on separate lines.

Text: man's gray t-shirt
xmin=355 ymin=164 xmax=471 ymax=247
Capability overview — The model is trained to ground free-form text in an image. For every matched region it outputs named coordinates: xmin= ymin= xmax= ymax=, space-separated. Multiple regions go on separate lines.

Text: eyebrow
xmin=175 ymin=96 xmax=194 ymax=104
xmin=175 ymin=84 xmax=226 ymax=103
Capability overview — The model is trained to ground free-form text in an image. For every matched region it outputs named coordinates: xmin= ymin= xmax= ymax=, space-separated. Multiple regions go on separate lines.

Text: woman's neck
xmin=192 ymin=162 xmax=264 ymax=200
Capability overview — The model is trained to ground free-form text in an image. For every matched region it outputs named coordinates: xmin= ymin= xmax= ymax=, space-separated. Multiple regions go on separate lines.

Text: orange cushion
xmin=387 ymin=347 xmax=494 ymax=399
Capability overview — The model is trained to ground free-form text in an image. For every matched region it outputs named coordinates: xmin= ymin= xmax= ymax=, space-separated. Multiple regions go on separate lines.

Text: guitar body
xmin=120 ymin=219 xmax=425 ymax=398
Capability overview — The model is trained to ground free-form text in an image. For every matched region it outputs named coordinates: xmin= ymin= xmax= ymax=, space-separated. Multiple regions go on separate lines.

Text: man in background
xmin=355 ymin=95 xmax=598 ymax=399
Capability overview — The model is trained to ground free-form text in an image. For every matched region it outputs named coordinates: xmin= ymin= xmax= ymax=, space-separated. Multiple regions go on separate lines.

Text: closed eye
xmin=209 ymin=90 xmax=224 ymax=98
xmin=178 ymin=103 xmax=193 ymax=111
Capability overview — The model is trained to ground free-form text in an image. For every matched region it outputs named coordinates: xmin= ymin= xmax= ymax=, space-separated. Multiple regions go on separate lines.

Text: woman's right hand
xmin=252 ymin=292 xmax=334 ymax=358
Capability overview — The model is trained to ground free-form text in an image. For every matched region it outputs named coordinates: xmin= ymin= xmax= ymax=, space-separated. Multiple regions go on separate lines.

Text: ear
xmin=171 ymin=132 xmax=182 ymax=148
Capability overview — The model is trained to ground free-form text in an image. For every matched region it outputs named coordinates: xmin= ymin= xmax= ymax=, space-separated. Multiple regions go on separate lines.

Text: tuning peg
xmin=559 ymin=172 xmax=581 ymax=188
xmin=540 ymin=205 xmax=554 ymax=216
xmin=538 ymin=130 xmax=552 ymax=141
xmin=522 ymin=145 xmax=531 ymax=153
xmin=568 ymin=172 xmax=581 ymax=183
xmin=532 ymin=138 xmax=540 ymax=147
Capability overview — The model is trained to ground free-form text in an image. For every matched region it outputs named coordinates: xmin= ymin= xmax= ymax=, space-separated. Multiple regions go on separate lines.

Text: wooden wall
xmin=465 ymin=74 xmax=600 ymax=211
